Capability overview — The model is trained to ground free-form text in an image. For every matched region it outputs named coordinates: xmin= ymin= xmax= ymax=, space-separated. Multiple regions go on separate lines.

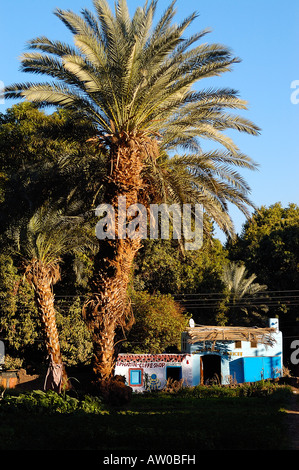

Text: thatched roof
xmin=186 ymin=325 xmax=277 ymax=346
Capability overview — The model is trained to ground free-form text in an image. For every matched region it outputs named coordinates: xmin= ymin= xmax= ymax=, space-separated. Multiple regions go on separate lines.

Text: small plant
xmin=162 ymin=378 xmax=185 ymax=393
xmin=282 ymin=366 xmax=292 ymax=377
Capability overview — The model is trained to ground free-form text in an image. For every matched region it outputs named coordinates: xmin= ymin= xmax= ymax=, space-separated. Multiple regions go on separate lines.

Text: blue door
xmin=243 ymin=356 xmax=282 ymax=382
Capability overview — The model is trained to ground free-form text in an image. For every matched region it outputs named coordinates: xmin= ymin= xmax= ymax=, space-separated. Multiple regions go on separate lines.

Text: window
xmin=250 ymin=341 xmax=257 ymax=348
xmin=129 ymin=368 xmax=143 ymax=386
xmin=166 ymin=366 xmax=182 ymax=382
xmin=235 ymin=341 xmax=242 ymax=348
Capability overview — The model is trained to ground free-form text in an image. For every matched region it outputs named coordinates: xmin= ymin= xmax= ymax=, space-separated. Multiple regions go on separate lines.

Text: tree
xmin=55 ymin=296 xmax=93 ymax=367
xmin=227 ymin=203 xmax=299 ymax=293
xmin=133 ymin=228 xmax=229 ymax=325
xmin=134 ymin=219 xmax=228 ymax=290
xmin=5 ymin=202 xmax=93 ymax=391
xmin=220 ymin=262 xmax=268 ymax=326
xmin=122 ymin=289 xmax=189 ymax=354
xmin=5 ymin=0 xmax=260 ymax=384
xmin=0 ymin=254 xmax=40 ymax=367
xmin=0 ymin=102 xmax=105 ymax=235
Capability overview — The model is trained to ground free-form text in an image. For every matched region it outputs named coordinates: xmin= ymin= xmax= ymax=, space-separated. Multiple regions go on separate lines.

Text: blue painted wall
xmin=228 ymin=355 xmax=282 ymax=383
xmin=229 ymin=358 xmax=244 ymax=383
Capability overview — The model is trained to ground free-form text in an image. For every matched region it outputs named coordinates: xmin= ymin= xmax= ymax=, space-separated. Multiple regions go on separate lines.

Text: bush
xmin=0 ymin=390 xmax=105 ymax=415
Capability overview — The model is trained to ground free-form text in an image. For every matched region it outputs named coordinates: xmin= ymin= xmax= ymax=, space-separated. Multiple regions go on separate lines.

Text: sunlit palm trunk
xmin=30 ymin=265 xmax=69 ymax=391
xmin=87 ymin=239 xmax=140 ymax=381
xmin=84 ymin=137 xmax=145 ymax=383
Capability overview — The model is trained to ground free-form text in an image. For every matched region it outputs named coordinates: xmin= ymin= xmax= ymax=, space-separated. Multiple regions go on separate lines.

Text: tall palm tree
xmin=5 ymin=0 xmax=260 ymax=384
xmin=8 ymin=202 xmax=92 ymax=391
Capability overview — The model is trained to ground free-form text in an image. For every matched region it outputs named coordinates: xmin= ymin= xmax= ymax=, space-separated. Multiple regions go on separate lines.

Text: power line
xmin=172 ymin=289 xmax=299 ymax=297
xmin=47 ymin=291 xmax=299 ymax=314
xmin=52 ymin=290 xmax=299 ymax=299
xmin=52 ymin=291 xmax=299 ymax=302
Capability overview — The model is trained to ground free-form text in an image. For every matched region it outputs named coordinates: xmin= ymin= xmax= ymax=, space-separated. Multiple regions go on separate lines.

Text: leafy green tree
xmin=0 ymin=102 xmax=106 ymax=234
xmin=227 ymin=203 xmax=299 ymax=293
xmin=133 ymin=231 xmax=229 ymax=325
xmin=122 ymin=290 xmax=189 ymax=354
xmin=56 ymin=296 xmax=93 ymax=367
xmin=0 ymin=254 xmax=40 ymax=368
xmin=5 ymin=0 xmax=259 ymax=383
xmin=134 ymin=236 xmax=227 ymax=295
xmin=0 ymin=103 xmax=99 ymax=374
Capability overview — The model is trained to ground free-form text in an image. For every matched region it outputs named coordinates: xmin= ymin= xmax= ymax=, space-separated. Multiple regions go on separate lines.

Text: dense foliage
xmin=122 ymin=289 xmax=189 ymax=353
xmin=227 ymin=203 xmax=299 ymax=293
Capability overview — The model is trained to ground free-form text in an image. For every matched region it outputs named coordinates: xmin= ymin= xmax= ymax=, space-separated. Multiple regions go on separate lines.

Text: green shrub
xmin=0 ymin=390 xmax=105 ymax=415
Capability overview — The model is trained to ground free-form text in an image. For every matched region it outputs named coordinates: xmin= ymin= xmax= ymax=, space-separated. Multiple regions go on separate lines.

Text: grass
xmin=0 ymin=383 xmax=294 ymax=451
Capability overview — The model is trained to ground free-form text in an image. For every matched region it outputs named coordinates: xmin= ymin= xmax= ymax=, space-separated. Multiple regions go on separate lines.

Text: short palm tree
xmin=5 ymin=0 xmax=260 ymax=383
xmin=8 ymin=202 xmax=92 ymax=391
xmin=221 ymin=262 xmax=268 ymax=325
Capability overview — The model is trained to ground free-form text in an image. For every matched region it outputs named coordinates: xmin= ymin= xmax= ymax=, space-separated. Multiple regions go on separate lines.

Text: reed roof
xmin=186 ymin=325 xmax=277 ymax=346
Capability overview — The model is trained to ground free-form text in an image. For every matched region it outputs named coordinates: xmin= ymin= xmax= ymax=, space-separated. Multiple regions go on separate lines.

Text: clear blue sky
xmin=1 ymin=0 xmax=298 ymax=241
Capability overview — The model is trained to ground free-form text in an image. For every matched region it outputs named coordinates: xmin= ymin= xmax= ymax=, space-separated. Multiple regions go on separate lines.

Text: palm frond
xmin=7 ymin=201 xmax=96 ymax=269
xmin=222 ymin=262 xmax=267 ymax=299
xmin=5 ymin=0 xmax=261 ymax=236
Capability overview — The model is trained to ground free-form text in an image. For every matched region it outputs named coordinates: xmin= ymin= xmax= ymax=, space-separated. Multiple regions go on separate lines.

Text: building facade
xmin=114 ymin=318 xmax=283 ymax=392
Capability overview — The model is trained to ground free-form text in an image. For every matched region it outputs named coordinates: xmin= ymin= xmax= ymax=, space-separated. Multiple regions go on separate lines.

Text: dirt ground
xmin=12 ymin=366 xmax=94 ymax=393
xmin=14 ymin=368 xmax=45 ymax=391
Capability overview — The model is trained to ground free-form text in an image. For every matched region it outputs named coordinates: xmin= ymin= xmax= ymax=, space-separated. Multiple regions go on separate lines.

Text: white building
xmin=114 ymin=318 xmax=283 ymax=392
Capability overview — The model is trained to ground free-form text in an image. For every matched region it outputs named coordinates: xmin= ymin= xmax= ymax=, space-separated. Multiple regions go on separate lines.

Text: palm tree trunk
xmin=83 ymin=136 xmax=146 ymax=384
xmin=85 ymin=237 xmax=140 ymax=380
xmin=32 ymin=266 xmax=69 ymax=392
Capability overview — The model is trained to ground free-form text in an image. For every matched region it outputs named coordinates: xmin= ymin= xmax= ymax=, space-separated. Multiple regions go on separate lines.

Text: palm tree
xmin=5 ymin=0 xmax=260 ymax=384
xmin=8 ymin=202 xmax=92 ymax=391
xmin=221 ymin=262 xmax=268 ymax=325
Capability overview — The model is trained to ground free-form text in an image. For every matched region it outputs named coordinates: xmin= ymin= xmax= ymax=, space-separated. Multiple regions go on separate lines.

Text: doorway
xmin=201 ymin=355 xmax=221 ymax=384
